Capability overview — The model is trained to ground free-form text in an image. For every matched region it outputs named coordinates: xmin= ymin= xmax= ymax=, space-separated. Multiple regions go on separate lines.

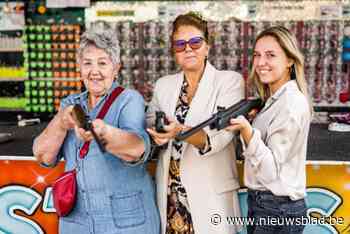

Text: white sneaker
xmin=328 ymin=122 xmax=350 ymax=132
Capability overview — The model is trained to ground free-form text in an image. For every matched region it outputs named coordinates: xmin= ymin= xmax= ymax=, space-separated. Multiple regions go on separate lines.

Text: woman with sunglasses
xmin=225 ymin=26 xmax=312 ymax=234
xmin=147 ymin=12 xmax=244 ymax=234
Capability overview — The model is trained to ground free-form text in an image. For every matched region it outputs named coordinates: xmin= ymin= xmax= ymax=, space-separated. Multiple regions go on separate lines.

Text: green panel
xmin=0 ymin=98 xmax=26 ymax=109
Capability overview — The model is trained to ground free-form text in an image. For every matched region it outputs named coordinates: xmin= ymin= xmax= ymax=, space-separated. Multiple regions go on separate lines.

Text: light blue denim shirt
xmin=54 ymin=81 xmax=160 ymax=234
xmin=58 ymin=81 xmax=151 ymax=168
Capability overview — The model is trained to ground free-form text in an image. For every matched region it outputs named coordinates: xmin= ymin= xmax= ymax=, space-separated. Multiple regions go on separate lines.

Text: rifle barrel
xmin=175 ymin=117 xmax=217 ymax=141
xmin=174 ymin=99 xmax=262 ymax=141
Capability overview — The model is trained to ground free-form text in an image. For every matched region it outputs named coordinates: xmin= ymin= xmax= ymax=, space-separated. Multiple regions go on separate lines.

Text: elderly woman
xmin=147 ymin=12 xmax=244 ymax=234
xmin=33 ymin=23 xmax=160 ymax=234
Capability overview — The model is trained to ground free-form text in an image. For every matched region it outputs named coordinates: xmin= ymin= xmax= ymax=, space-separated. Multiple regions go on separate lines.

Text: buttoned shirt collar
xmin=71 ymin=81 xmax=120 ymax=117
xmin=263 ymin=80 xmax=297 ymax=112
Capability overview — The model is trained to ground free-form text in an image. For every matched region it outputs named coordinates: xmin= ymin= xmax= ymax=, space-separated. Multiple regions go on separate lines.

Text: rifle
xmin=175 ymin=99 xmax=263 ymax=141
xmin=71 ymin=104 xmax=106 ymax=153
xmin=155 ymin=111 xmax=169 ymax=133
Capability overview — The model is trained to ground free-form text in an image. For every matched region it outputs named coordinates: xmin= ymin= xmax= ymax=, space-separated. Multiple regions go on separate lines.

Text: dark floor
xmin=0 ymin=121 xmax=349 ymax=161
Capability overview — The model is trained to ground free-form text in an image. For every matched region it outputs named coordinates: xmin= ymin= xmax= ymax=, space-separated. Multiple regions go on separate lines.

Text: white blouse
xmin=243 ymin=80 xmax=311 ymax=200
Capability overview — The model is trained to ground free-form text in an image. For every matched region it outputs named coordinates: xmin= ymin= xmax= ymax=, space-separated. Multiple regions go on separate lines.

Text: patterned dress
xmin=166 ymin=78 xmax=195 ymax=234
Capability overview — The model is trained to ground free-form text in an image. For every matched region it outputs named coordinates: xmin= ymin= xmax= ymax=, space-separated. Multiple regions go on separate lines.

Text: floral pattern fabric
xmin=166 ymin=78 xmax=194 ymax=234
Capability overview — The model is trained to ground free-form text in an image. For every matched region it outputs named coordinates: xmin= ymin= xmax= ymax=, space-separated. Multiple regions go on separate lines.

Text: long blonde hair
xmin=250 ymin=26 xmax=313 ymax=114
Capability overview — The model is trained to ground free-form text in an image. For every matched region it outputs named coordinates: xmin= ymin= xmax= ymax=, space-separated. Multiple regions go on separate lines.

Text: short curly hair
xmin=77 ymin=21 xmax=120 ymax=65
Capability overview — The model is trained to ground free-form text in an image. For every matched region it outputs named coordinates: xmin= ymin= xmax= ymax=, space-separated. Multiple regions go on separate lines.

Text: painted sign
xmin=0 ymin=157 xmax=63 ymax=234
xmin=0 ymin=157 xmax=349 ymax=234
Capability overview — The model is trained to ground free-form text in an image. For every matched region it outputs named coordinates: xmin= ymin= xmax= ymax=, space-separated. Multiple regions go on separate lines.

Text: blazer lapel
xmin=185 ymin=62 xmax=216 ymax=126
xmin=166 ymin=72 xmax=184 ymax=119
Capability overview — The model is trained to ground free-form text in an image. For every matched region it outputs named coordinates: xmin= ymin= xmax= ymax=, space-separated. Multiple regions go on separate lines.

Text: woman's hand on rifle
xmin=225 ymin=115 xmax=253 ymax=146
xmin=147 ymin=119 xmax=186 ymax=146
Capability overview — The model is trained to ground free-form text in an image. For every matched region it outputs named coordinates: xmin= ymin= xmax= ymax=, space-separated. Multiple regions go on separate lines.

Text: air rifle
xmin=71 ymin=104 xmax=106 ymax=153
xmin=175 ymin=98 xmax=263 ymax=141
xmin=155 ymin=111 xmax=169 ymax=133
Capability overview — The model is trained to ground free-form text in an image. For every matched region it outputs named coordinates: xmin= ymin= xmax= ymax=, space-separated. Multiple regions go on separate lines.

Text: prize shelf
xmin=0 ymin=77 xmax=79 ymax=82
xmin=0 ymin=48 xmax=24 ymax=52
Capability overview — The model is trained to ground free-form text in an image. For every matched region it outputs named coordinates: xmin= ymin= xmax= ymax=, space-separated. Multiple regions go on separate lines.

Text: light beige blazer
xmin=147 ymin=63 xmax=244 ymax=234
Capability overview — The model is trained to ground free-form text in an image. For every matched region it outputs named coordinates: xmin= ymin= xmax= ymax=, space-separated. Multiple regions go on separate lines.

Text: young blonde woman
xmin=226 ymin=26 xmax=312 ymax=234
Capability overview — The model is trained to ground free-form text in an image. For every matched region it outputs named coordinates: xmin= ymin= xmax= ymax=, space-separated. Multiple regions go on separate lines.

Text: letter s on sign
xmin=0 ymin=185 xmax=43 ymax=234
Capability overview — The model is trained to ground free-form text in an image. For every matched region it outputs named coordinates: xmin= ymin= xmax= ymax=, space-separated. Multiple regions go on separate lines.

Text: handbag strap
xmin=79 ymin=86 xmax=124 ymax=159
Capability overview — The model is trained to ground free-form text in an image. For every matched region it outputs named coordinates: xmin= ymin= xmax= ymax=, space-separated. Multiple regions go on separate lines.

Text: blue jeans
xmin=247 ymin=189 xmax=307 ymax=234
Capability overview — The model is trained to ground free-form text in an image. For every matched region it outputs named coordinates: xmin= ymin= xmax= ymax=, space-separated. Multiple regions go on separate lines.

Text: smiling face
xmin=79 ymin=44 xmax=120 ymax=100
xmin=253 ymin=36 xmax=293 ymax=94
xmin=172 ymin=25 xmax=209 ymax=72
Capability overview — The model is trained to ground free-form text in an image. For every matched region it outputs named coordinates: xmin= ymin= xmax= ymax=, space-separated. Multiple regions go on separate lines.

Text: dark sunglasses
xmin=172 ymin=36 xmax=204 ymax=53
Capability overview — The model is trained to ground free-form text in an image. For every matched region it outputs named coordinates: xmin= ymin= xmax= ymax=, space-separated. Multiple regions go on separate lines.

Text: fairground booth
xmin=0 ymin=1 xmax=349 ymax=233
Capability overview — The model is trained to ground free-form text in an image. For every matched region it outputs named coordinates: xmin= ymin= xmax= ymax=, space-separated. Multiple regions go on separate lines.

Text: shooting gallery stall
xmin=0 ymin=1 xmax=350 ymax=234
xmin=0 ymin=156 xmax=349 ymax=234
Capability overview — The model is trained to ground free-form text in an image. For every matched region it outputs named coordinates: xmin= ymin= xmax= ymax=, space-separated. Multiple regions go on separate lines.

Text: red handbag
xmin=52 ymin=169 xmax=77 ymax=217
xmin=52 ymin=86 xmax=124 ymax=217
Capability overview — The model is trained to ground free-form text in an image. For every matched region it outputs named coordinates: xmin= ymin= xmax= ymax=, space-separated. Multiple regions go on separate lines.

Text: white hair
xmin=77 ymin=21 xmax=120 ymax=65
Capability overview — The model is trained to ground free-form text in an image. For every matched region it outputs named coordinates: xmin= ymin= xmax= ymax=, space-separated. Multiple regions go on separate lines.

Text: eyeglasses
xmin=172 ymin=36 xmax=204 ymax=53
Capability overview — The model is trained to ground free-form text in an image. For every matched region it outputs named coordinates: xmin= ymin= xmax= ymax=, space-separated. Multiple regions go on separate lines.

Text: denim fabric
xmin=247 ymin=190 xmax=307 ymax=234
xmin=56 ymin=82 xmax=160 ymax=234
